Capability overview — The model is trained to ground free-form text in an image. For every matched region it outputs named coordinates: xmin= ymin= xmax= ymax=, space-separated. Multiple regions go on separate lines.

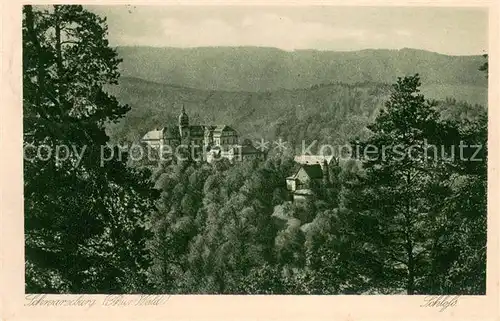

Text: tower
xmin=178 ymin=104 xmax=190 ymax=140
xmin=322 ymin=159 xmax=330 ymax=185
xmin=204 ymin=126 xmax=214 ymax=147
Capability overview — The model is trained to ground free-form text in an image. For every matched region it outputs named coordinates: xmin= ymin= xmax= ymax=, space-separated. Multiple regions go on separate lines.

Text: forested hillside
xmin=105 ymin=77 xmax=486 ymax=151
xmin=105 ymin=78 xmax=391 ymax=146
xmin=141 ymin=75 xmax=487 ymax=295
xmin=116 ymin=46 xmax=487 ymax=91
xmin=107 ymin=46 xmax=487 ymax=147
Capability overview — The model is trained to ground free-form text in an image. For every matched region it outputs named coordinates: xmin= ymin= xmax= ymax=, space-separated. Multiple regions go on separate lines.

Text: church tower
xmin=178 ymin=104 xmax=190 ymax=141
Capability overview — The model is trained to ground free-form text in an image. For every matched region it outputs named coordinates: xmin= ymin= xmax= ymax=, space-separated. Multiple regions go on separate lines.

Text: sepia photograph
xmin=3 ymin=0 xmax=500 ymax=319
xmin=19 ymin=4 xmax=491 ymax=298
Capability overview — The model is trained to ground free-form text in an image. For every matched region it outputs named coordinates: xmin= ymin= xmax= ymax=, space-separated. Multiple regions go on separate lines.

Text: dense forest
xmin=138 ymin=75 xmax=486 ymax=295
xmin=23 ymin=5 xmax=487 ymax=295
xmin=115 ymin=46 xmax=487 ymax=92
xmin=105 ymin=77 xmax=486 ymax=149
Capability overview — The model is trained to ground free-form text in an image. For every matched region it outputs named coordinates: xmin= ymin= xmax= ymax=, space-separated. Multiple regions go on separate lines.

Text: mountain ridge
xmin=116 ymin=45 xmax=482 ymax=57
xmin=105 ymin=76 xmax=486 ymax=146
xmin=116 ymin=46 xmax=487 ymax=92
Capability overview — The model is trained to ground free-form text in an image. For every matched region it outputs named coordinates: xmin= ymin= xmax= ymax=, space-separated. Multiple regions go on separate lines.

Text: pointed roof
xmin=290 ymin=164 xmax=323 ymax=180
xmin=214 ymin=125 xmax=236 ymax=133
xmin=301 ymin=164 xmax=324 ymax=179
xmin=178 ymin=104 xmax=189 ymax=126
xmin=239 ymin=144 xmax=259 ymax=154
xmin=190 ymin=125 xmax=205 ymax=133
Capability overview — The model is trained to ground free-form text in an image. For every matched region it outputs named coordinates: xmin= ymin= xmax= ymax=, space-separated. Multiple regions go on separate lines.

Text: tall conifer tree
xmin=23 ymin=5 xmax=158 ymax=293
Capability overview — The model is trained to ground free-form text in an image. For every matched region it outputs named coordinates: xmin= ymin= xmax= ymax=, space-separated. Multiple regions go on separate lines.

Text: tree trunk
xmin=54 ymin=5 xmax=65 ymax=116
xmin=405 ymin=170 xmax=415 ymax=295
xmin=24 ymin=6 xmax=44 ymax=109
xmin=407 ymin=241 xmax=415 ymax=295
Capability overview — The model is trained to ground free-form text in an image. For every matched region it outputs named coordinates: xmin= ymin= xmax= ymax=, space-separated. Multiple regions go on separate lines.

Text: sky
xmin=87 ymin=6 xmax=488 ymax=56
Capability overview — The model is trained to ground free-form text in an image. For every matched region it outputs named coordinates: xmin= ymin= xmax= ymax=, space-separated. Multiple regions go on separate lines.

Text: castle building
xmin=141 ymin=105 xmax=264 ymax=163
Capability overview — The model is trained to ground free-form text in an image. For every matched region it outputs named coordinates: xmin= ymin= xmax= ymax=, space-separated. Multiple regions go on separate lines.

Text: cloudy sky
xmin=87 ymin=6 xmax=488 ymax=55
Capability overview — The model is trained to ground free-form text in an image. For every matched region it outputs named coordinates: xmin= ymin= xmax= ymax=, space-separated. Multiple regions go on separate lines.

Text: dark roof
xmin=240 ymin=144 xmax=259 ymax=154
xmin=163 ymin=127 xmax=180 ymax=139
xmin=190 ymin=125 xmax=205 ymax=136
xmin=179 ymin=109 xmax=189 ymax=126
xmin=190 ymin=125 xmax=204 ymax=131
xmin=214 ymin=125 xmax=236 ymax=133
xmin=301 ymin=164 xmax=323 ymax=179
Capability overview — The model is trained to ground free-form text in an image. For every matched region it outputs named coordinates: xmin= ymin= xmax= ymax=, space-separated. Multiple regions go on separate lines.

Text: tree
xmin=340 ymin=74 xmax=456 ymax=294
xmin=340 ymin=74 xmax=487 ymax=295
xmin=422 ymin=59 xmax=487 ymax=294
xmin=23 ymin=5 xmax=158 ymax=293
xmin=413 ymin=59 xmax=487 ymax=294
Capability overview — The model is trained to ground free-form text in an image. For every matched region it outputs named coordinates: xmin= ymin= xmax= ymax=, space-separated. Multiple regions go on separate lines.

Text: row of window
xmin=215 ymin=138 xmax=237 ymax=145
xmin=163 ymin=138 xmax=238 ymax=146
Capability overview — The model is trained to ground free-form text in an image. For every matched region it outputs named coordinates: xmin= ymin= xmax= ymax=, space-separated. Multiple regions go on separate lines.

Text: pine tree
xmin=23 ymin=5 xmax=158 ymax=293
xmin=340 ymin=74 xmax=454 ymax=294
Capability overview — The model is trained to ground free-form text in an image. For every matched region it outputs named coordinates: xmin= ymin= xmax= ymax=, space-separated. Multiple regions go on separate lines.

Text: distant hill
xmin=116 ymin=46 xmax=488 ymax=92
xmin=107 ymin=46 xmax=487 ymax=146
xmin=105 ymin=77 xmax=486 ymax=148
xmin=105 ymin=77 xmax=389 ymax=145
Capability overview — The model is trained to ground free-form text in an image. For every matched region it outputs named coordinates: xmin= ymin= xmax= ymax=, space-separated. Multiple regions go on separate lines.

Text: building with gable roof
xmin=141 ymin=105 xmax=264 ymax=163
xmin=141 ymin=128 xmax=164 ymax=148
xmin=286 ymin=163 xmax=328 ymax=202
xmin=294 ymin=154 xmax=336 ymax=169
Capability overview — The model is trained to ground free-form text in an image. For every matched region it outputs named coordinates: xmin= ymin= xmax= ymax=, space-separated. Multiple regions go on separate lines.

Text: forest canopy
xmin=22 ymin=5 xmax=487 ymax=295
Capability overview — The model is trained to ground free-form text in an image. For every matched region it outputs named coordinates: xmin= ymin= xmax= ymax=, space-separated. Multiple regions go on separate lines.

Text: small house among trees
xmin=286 ymin=164 xmax=326 ymax=202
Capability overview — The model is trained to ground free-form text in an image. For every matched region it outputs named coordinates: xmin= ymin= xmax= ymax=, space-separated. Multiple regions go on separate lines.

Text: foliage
xmin=142 ymin=75 xmax=486 ymax=295
xmin=105 ymin=77 xmax=486 ymax=147
xmin=338 ymin=74 xmax=487 ymax=294
xmin=23 ymin=5 xmax=158 ymax=293
xmin=23 ymin=5 xmax=487 ymax=295
xmin=479 ymin=54 xmax=488 ymax=77
xmin=115 ymin=46 xmax=488 ymax=91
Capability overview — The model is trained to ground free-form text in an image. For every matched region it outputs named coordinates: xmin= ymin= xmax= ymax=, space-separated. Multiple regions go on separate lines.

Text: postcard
xmin=1 ymin=0 xmax=498 ymax=320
